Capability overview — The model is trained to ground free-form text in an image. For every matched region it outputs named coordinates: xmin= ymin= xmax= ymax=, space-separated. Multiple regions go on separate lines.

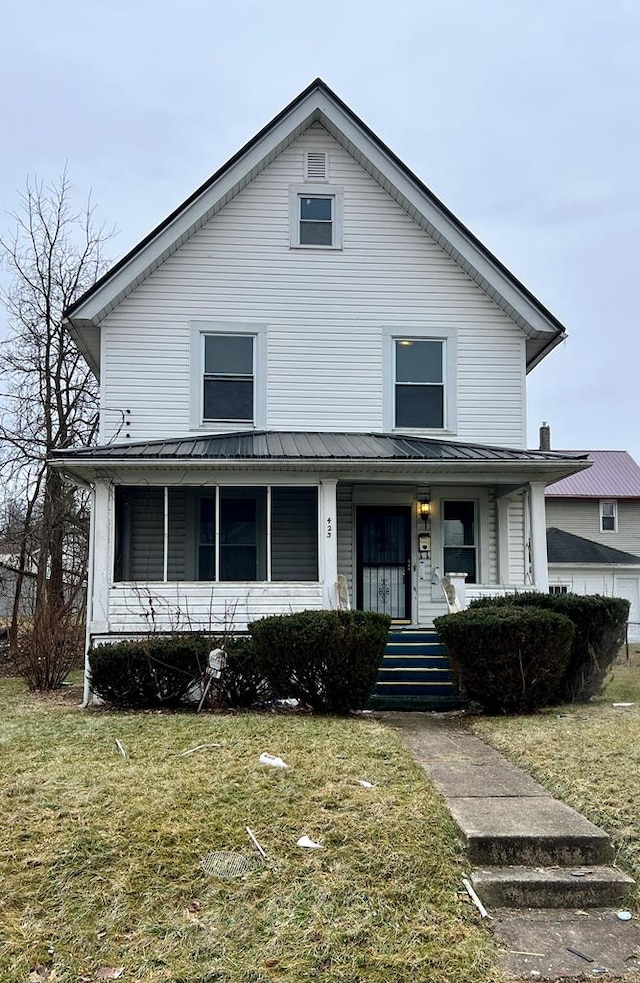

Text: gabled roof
xmin=546 ymin=451 xmax=640 ymax=498
xmin=547 ymin=527 xmax=640 ymax=565
xmin=64 ymin=79 xmax=566 ymax=378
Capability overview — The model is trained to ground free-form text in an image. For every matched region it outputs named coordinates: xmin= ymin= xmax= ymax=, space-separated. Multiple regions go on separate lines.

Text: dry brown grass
xmin=0 ymin=679 xmax=498 ymax=983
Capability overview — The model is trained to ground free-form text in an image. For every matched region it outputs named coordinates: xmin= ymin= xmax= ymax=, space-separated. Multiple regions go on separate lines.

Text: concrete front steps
xmin=386 ymin=715 xmax=635 ymax=910
xmin=371 ymin=628 xmax=464 ymax=711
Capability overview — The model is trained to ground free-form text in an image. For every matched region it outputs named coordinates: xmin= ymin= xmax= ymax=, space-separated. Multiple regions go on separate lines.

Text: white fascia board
xmin=67 ymin=102 xmax=323 ymax=325
xmin=315 ymin=95 xmax=563 ymax=343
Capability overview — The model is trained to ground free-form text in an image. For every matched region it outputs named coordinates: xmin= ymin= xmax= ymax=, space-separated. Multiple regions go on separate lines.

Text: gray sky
xmin=2 ymin=0 xmax=638 ymax=456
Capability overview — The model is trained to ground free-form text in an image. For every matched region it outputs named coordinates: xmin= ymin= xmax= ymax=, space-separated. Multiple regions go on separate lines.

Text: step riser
xmin=466 ymin=836 xmax=615 ymax=868
xmin=473 ymin=879 xmax=634 ymax=909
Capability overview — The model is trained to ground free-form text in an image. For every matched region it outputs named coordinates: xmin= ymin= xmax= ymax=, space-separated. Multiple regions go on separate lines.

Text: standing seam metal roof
xmin=50 ymin=431 xmax=588 ymax=463
xmin=546 ymin=451 xmax=640 ymax=497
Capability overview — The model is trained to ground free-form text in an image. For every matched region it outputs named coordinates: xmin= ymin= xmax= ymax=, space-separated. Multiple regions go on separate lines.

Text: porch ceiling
xmin=50 ymin=431 xmax=590 ymax=487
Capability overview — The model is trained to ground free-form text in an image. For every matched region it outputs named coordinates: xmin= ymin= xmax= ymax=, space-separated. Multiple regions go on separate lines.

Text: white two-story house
xmin=52 ymin=80 xmax=586 ymax=680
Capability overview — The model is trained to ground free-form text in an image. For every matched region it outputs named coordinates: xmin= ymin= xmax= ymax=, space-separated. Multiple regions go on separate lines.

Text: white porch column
xmin=529 ymin=480 xmax=549 ymax=593
xmin=319 ymin=478 xmax=338 ymax=609
xmin=91 ymin=480 xmax=112 ymax=635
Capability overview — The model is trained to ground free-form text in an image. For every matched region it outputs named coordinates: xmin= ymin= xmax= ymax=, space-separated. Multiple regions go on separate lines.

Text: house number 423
xmin=326 ymin=517 xmax=333 ymax=538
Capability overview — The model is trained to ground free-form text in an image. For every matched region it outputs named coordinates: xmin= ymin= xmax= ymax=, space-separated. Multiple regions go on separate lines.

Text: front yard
xmin=0 ymin=680 xmax=496 ymax=983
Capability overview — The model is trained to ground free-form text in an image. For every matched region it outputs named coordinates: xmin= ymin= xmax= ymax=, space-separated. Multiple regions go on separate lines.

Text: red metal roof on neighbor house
xmin=546 ymin=451 xmax=640 ymax=498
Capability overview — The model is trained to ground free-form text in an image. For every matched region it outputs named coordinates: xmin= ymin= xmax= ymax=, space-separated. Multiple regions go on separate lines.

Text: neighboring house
xmin=545 ymin=444 xmax=640 ymax=639
xmin=0 ymin=555 xmax=36 ymax=624
xmin=51 ymin=79 xmax=586 ymax=688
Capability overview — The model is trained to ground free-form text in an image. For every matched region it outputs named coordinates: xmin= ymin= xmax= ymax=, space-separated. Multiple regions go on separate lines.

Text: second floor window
xmin=203 ymin=334 xmax=254 ymax=423
xmin=299 ymin=196 xmax=334 ymax=246
xmin=395 ymin=339 xmax=444 ymax=428
xmin=600 ymin=500 xmax=617 ymax=532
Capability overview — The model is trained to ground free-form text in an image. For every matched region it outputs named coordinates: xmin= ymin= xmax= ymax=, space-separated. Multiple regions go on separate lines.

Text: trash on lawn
xmin=27 ymin=967 xmax=52 ymax=982
xmin=297 ymin=835 xmax=323 ymax=849
xmin=260 ymin=752 xmax=288 ymax=769
xmin=613 ymin=702 xmax=635 ymax=707
xmin=617 ymin=910 xmax=633 ymax=921
xmin=96 ymin=969 xmax=125 ymax=980
xmin=179 ymin=743 xmax=222 ymax=756
xmin=566 ymin=946 xmax=594 ymax=963
xmin=461 ymin=877 xmax=492 ymax=919
xmin=201 ymin=850 xmax=258 ymax=878
xmin=357 ymin=779 xmax=375 ymax=788
xmin=246 ymin=825 xmax=267 ymax=858
xmin=570 ymin=870 xmax=592 ymax=877
xmin=115 ymin=739 xmax=127 ymax=759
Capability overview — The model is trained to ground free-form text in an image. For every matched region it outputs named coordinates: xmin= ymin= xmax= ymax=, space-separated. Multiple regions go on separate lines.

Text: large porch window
xmin=114 ymin=485 xmax=318 ymax=583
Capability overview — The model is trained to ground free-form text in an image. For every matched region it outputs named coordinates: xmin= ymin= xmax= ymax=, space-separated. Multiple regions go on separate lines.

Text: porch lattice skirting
xmin=370 ymin=628 xmax=465 ymax=711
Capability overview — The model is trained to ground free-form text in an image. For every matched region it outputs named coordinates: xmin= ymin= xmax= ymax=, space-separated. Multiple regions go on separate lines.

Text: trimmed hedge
xmin=218 ymin=635 xmax=272 ymax=708
xmin=434 ymin=606 xmax=574 ymax=714
xmin=250 ymin=609 xmax=391 ymax=713
xmin=89 ymin=635 xmax=210 ymax=707
xmin=468 ymin=592 xmax=629 ymax=702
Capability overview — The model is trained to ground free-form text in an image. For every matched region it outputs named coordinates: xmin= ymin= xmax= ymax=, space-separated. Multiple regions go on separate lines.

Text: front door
xmin=357 ymin=507 xmax=412 ymax=620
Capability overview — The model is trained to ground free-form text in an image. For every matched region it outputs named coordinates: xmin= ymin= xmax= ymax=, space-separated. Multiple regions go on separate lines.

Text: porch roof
xmin=51 ymin=431 xmax=589 ymax=485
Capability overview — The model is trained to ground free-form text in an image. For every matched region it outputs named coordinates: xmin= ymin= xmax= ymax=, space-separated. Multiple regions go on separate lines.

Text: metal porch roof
xmin=50 ymin=431 xmax=588 ymax=465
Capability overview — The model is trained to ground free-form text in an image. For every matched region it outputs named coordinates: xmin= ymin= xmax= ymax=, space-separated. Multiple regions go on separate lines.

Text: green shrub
xmin=249 ymin=609 xmax=391 ymax=713
xmin=218 ymin=635 xmax=272 ymax=708
xmin=468 ymin=592 xmax=629 ymax=701
xmin=89 ymin=635 xmax=210 ymax=707
xmin=434 ymin=606 xmax=574 ymax=714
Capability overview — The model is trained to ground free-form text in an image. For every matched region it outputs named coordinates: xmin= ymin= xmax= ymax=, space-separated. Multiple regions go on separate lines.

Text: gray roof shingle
xmin=547 ymin=527 xmax=640 ymax=565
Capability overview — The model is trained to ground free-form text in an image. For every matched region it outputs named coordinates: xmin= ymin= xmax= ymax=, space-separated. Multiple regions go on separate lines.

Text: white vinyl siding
xmin=99 ymin=123 xmax=526 ymax=448
xmin=546 ymin=499 xmax=640 ymax=558
xmin=507 ymin=494 xmax=526 ymax=585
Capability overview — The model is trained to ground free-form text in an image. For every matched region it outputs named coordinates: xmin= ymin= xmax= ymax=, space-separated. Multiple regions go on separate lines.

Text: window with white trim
xmin=383 ymin=327 xmax=457 ymax=432
xmin=549 ymin=584 xmax=569 ymax=595
xmin=289 ymin=184 xmax=343 ymax=249
xmin=443 ymin=499 xmax=477 ymax=584
xmin=600 ymin=500 xmax=617 ymax=533
xmin=190 ymin=322 xmax=267 ymax=430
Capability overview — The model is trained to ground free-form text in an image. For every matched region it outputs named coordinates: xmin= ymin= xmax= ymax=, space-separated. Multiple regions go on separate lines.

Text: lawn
xmin=0 ymin=679 xmax=498 ymax=983
xmin=471 ymin=648 xmax=640 ymax=904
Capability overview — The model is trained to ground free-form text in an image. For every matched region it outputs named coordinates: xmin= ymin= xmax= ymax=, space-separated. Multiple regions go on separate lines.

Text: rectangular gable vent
xmin=305 ymin=151 xmax=328 ymax=181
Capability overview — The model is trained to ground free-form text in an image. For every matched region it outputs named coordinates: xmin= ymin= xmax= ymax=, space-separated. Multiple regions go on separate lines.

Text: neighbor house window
xmin=383 ymin=327 xmax=457 ymax=432
xmin=600 ymin=500 xmax=617 ymax=532
xmin=114 ymin=485 xmax=318 ymax=583
xmin=443 ymin=500 xmax=477 ymax=584
xmin=289 ymin=185 xmax=343 ymax=249
xmin=189 ymin=322 xmax=267 ymax=430
xmin=549 ymin=585 xmax=569 ymax=595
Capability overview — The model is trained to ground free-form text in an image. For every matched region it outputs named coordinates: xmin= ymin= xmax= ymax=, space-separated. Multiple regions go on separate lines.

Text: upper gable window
xmin=190 ymin=322 xmax=267 ymax=430
xmin=383 ymin=327 xmax=457 ymax=433
xmin=289 ymin=184 xmax=343 ymax=250
xmin=600 ymin=500 xmax=617 ymax=532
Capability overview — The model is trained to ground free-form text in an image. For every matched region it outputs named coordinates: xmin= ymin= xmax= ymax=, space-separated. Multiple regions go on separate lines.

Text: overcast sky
xmin=2 ymin=0 xmax=638 ymax=456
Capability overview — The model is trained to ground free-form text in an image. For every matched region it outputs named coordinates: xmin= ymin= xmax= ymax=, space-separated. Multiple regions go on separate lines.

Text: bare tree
xmin=0 ymin=169 xmax=113 ymax=685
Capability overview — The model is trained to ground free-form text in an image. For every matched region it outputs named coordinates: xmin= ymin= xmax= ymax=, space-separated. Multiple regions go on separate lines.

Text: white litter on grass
xmin=246 ymin=826 xmax=267 ymax=859
xmin=115 ymin=739 xmax=127 ymax=759
xmin=462 ymin=877 xmax=492 ymax=919
xmin=297 ymin=835 xmax=323 ymax=849
xmin=617 ymin=910 xmax=633 ymax=921
xmin=613 ymin=702 xmax=635 ymax=708
xmin=357 ymin=779 xmax=375 ymax=788
xmin=260 ymin=752 xmax=288 ymax=769
xmin=179 ymin=743 xmax=222 ymax=756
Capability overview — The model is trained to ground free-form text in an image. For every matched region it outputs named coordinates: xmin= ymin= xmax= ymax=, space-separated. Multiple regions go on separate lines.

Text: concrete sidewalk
xmin=383 ymin=712 xmax=639 ymax=979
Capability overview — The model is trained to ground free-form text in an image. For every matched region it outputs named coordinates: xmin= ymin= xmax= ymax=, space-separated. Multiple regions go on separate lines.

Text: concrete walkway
xmin=383 ymin=712 xmax=639 ymax=979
